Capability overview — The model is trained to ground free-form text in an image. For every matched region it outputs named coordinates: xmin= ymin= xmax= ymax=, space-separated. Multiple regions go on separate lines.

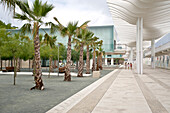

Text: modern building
xmin=2 ymin=25 xmax=126 ymax=68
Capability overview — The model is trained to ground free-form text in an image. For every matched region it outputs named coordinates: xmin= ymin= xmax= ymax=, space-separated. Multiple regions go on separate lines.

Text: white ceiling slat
xmin=107 ymin=0 xmax=170 ymax=47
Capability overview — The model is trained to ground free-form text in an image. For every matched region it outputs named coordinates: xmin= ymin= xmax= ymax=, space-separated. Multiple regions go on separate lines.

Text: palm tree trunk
xmin=29 ymin=59 xmax=31 ymax=70
xmin=99 ymin=54 xmax=103 ymax=70
xmin=48 ymin=57 xmax=53 ymax=78
xmin=54 ymin=60 xmax=56 ymax=68
xmin=96 ymin=56 xmax=100 ymax=71
xmin=86 ymin=45 xmax=90 ymax=74
xmin=32 ymin=57 xmax=36 ymax=76
xmin=0 ymin=56 xmax=2 ymax=70
xmin=0 ymin=56 xmax=1 ymax=70
xmin=14 ymin=56 xmax=17 ymax=85
xmin=8 ymin=60 xmax=10 ymax=67
xmin=77 ymin=44 xmax=84 ymax=77
xmin=50 ymin=57 xmax=53 ymax=72
xmin=17 ymin=58 xmax=20 ymax=72
xmin=64 ymin=36 xmax=72 ymax=81
xmin=92 ymin=50 xmax=96 ymax=72
xmin=30 ymin=22 xmax=44 ymax=90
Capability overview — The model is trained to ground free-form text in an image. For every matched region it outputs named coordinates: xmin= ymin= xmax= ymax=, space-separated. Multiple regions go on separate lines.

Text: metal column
xmin=136 ymin=17 xmax=143 ymax=74
xmin=130 ymin=47 xmax=133 ymax=63
xmin=151 ymin=39 xmax=155 ymax=68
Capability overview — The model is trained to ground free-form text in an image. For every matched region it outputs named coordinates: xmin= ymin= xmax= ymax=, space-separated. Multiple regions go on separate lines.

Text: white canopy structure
xmin=106 ymin=0 xmax=170 ymax=74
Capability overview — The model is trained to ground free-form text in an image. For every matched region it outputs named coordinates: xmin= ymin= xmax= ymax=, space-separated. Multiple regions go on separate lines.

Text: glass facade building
xmin=8 ymin=25 xmax=115 ymax=53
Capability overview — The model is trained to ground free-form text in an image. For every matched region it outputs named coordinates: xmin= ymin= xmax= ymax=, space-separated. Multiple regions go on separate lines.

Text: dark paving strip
xmin=145 ymin=73 xmax=170 ymax=90
xmin=156 ymin=68 xmax=170 ymax=75
xmin=146 ymin=65 xmax=170 ymax=75
xmin=133 ymin=72 xmax=169 ymax=113
xmin=67 ymin=69 xmax=122 ymax=113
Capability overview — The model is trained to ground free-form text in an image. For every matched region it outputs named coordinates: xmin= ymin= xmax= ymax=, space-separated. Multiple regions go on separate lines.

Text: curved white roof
xmin=107 ymin=0 xmax=170 ymax=46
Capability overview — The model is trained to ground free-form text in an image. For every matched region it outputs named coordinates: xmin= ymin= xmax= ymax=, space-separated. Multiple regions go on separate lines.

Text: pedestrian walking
xmin=127 ymin=63 xmax=129 ymax=69
xmin=125 ymin=62 xmax=127 ymax=69
xmin=130 ymin=63 xmax=132 ymax=70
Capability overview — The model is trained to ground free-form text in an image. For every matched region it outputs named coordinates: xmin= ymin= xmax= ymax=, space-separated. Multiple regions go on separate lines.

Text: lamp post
xmin=58 ymin=44 xmax=60 ymax=76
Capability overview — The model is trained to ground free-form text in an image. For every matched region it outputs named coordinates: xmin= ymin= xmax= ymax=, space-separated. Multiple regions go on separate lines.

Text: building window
xmin=107 ymin=55 xmax=111 ymax=57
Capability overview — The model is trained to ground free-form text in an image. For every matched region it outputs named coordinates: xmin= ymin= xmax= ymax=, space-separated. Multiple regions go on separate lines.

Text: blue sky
xmin=0 ymin=0 xmax=113 ymax=28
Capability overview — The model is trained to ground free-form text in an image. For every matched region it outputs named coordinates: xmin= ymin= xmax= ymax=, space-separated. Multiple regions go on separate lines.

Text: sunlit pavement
xmin=47 ymin=65 xmax=170 ymax=113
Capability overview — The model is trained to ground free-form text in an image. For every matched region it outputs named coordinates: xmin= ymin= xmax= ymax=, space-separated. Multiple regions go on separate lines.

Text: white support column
xmin=105 ymin=58 xmax=107 ymax=65
xmin=136 ymin=17 xmax=143 ymax=74
xmin=151 ymin=39 xmax=155 ymax=68
xmin=140 ymin=17 xmax=143 ymax=74
xmin=130 ymin=47 xmax=133 ymax=63
xmin=111 ymin=58 xmax=114 ymax=65
xmin=136 ymin=18 xmax=140 ymax=74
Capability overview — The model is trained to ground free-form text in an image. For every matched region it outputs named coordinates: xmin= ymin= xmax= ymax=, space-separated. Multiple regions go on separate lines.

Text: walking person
xmin=125 ymin=62 xmax=127 ymax=69
xmin=130 ymin=63 xmax=132 ymax=70
xmin=127 ymin=63 xmax=129 ymax=69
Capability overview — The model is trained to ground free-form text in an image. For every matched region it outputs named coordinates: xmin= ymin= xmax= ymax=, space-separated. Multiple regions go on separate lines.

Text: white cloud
xmin=0 ymin=0 xmax=113 ymax=28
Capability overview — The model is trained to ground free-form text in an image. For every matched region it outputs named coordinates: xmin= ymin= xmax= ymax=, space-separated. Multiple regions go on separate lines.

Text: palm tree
xmin=13 ymin=0 xmax=54 ymax=90
xmin=96 ymin=40 xmax=105 ymax=70
xmin=44 ymin=33 xmax=57 ymax=78
xmin=51 ymin=17 xmax=90 ymax=81
xmin=98 ymin=41 xmax=105 ymax=70
xmin=85 ymin=34 xmax=98 ymax=74
xmin=73 ymin=29 xmax=93 ymax=77
xmin=90 ymin=37 xmax=100 ymax=72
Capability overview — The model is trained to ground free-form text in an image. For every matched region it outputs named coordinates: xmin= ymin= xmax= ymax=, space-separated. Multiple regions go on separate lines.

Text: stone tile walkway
xmin=47 ymin=65 xmax=170 ymax=113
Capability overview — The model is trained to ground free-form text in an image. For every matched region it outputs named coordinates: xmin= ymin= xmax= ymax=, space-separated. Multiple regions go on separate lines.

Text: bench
xmin=2 ymin=67 xmax=14 ymax=72
xmin=59 ymin=66 xmax=66 ymax=73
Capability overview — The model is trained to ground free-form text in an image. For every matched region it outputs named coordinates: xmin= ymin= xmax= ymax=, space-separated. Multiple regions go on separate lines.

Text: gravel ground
xmin=0 ymin=69 xmax=113 ymax=113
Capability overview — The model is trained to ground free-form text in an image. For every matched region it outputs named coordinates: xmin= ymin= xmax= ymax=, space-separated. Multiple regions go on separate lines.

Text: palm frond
xmin=32 ymin=0 xmax=54 ymax=18
xmin=1 ymin=0 xmax=16 ymax=13
xmin=53 ymin=17 xmax=64 ymax=28
xmin=20 ymin=35 xmax=30 ymax=41
xmin=20 ymin=23 xmax=31 ymax=34
xmin=32 ymin=0 xmax=42 ymax=17
xmin=44 ymin=33 xmax=57 ymax=48
xmin=39 ymin=33 xmax=43 ymax=42
xmin=79 ymin=20 xmax=90 ymax=29
xmin=45 ymin=22 xmax=58 ymax=34
xmin=58 ymin=42 xmax=63 ymax=46
xmin=72 ymin=38 xmax=80 ymax=44
xmin=60 ymin=28 xmax=68 ymax=37
xmin=15 ymin=0 xmax=36 ymax=20
xmin=41 ymin=1 xmax=54 ymax=17
xmin=13 ymin=13 xmax=31 ymax=21
xmin=67 ymin=21 xmax=78 ymax=36
xmin=74 ymin=43 xmax=81 ymax=52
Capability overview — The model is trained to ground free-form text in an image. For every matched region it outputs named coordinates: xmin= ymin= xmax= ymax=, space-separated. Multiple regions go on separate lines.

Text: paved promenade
xmin=47 ymin=65 xmax=170 ymax=113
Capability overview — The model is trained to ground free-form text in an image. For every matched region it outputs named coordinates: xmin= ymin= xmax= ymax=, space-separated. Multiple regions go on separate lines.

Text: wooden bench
xmin=59 ymin=66 xmax=66 ymax=73
xmin=2 ymin=67 xmax=14 ymax=72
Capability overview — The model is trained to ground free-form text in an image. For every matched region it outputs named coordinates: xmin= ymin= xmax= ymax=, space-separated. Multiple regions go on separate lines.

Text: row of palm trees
xmin=1 ymin=0 xmax=105 ymax=90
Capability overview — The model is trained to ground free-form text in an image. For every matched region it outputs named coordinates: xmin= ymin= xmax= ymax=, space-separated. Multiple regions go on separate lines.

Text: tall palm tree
xmin=52 ymin=17 xmax=90 ymax=81
xmin=96 ymin=40 xmax=105 ymax=70
xmin=44 ymin=33 xmax=57 ymax=78
xmin=73 ymin=29 xmax=93 ymax=77
xmin=85 ymin=34 xmax=98 ymax=74
xmin=90 ymin=37 xmax=100 ymax=72
xmin=13 ymin=0 xmax=54 ymax=90
xmin=98 ymin=41 xmax=105 ymax=70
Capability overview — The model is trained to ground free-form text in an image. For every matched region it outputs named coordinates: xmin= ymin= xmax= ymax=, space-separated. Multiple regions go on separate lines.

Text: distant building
xmin=7 ymin=25 xmax=126 ymax=67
